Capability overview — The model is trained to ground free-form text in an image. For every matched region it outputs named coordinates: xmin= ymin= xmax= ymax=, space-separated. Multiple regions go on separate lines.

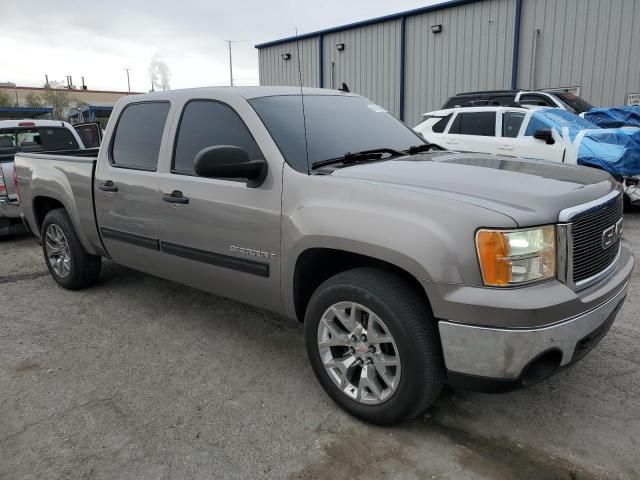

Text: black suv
xmin=442 ymin=89 xmax=594 ymax=114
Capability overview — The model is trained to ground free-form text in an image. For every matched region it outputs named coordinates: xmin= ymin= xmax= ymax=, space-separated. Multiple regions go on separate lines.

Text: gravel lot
xmin=1 ymin=212 xmax=639 ymax=480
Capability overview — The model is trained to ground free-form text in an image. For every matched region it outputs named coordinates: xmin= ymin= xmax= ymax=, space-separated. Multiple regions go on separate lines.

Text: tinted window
xmin=502 ymin=112 xmax=526 ymax=138
xmin=111 ymin=102 xmax=170 ymax=170
xmin=551 ymin=92 xmax=594 ymax=114
xmin=75 ymin=124 xmax=101 ymax=148
xmin=448 ymin=112 xmax=496 ymax=136
xmin=173 ymin=100 xmax=262 ymax=174
xmin=520 ymin=94 xmax=554 ymax=107
xmin=3 ymin=127 xmax=79 ymax=152
xmin=432 ymin=114 xmax=451 ymax=133
xmin=250 ymin=95 xmax=423 ymax=172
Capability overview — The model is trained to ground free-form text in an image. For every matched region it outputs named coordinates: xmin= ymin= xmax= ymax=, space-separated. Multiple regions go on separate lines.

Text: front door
xmin=155 ymin=99 xmax=282 ymax=312
xmin=94 ymin=101 xmax=171 ymax=276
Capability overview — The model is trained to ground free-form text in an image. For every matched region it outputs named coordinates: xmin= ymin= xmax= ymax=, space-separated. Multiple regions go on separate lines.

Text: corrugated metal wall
xmin=257 ymin=0 xmax=640 ymax=123
xmin=517 ymin=0 xmax=640 ymax=107
xmin=258 ymin=37 xmax=320 ymax=87
xmin=405 ymin=0 xmax=515 ymax=125
xmin=322 ymin=20 xmax=403 ymax=117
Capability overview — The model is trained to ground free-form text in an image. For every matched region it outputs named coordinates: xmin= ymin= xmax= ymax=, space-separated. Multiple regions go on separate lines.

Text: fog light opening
xmin=520 ymin=350 xmax=562 ymax=386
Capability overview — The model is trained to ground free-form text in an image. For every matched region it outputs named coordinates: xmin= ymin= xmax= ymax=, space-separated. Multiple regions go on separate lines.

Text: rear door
xmin=443 ymin=110 xmax=498 ymax=154
xmin=94 ymin=101 xmax=172 ymax=275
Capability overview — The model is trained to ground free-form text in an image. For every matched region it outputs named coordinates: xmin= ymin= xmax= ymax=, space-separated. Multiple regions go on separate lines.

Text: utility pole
xmin=124 ymin=68 xmax=131 ymax=93
xmin=225 ymin=40 xmax=235 ymax=86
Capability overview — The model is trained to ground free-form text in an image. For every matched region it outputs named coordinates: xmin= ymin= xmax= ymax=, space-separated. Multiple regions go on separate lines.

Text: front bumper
xmin=437 ymin=240 xmax=633 ymax=390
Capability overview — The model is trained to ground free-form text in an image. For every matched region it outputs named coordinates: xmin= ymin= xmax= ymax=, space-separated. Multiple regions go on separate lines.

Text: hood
xmin=330 ymin=152 xmax=618 ymax=226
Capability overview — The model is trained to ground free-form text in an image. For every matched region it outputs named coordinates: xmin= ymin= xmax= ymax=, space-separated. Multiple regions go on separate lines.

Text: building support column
xmin=319 ymin=34 xmax=324 ymax=88
xmin=399 ymin=16 xmax=407 ymax=121
xmin=511 ymin=0 xmax=523 ymax=89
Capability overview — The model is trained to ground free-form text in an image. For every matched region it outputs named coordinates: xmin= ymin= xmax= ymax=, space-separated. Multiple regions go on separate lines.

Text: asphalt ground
xmin=1 ymin=212 xmax=639 ymax=480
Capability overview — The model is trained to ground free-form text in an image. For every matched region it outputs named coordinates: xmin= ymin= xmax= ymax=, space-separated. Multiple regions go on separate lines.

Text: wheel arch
xmin=290 ymin=247 xmax=434 ymax=323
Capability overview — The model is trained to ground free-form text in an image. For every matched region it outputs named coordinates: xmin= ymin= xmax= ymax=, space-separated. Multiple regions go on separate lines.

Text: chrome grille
xmin=571 ymin=194 xmax=623 ymax=284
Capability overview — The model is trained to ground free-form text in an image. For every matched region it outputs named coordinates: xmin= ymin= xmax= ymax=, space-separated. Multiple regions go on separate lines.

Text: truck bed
xmin=14 ymin=150 xmax=106 ymax=257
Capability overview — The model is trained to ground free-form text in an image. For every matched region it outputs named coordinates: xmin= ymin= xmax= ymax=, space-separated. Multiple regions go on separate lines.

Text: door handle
xmin=498 ymin=145 xmax=514 ymax=151
xmin=445 ymin=140 xmax=459 ymax=145
xmin=162 ymin=190 xmax=189 ymax=205
xmin=99 ymin=180 xmax=118 ymax=192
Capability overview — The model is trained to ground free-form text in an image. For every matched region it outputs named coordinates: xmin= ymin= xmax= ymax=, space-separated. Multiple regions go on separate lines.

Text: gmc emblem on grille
xmin=601 ymin=218 xmax=624 ymax=250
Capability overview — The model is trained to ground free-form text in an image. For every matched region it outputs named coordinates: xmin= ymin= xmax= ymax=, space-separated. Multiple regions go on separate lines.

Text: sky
xmin=0 ymin=0 xmax=440 ymax=93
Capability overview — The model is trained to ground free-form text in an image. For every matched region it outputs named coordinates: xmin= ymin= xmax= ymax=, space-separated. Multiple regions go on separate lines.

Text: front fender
xmin=280 ymin=165 xmax=517 ymax=319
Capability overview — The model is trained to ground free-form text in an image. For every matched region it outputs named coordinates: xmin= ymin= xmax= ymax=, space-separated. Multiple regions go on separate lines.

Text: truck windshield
xmin=249 ymin=95 xmax=423 ymax=172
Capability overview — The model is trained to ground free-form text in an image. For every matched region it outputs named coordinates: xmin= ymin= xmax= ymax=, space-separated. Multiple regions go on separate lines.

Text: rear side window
xmin=431 ymin=114 xmax=452 ymax=133
xmin=502 ymin=112 xmax=526 ymax=138
xmin=449 ymin=112 xmax=496 ymax=136
xmin=173 ymin=100 xmax=262 ymax=175
xmin=111 ymin=102 xmax=170 ymax=170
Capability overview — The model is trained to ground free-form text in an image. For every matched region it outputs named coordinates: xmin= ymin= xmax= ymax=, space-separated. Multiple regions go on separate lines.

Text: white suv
xmin=414 ymin=106 xmax=640 ymax=205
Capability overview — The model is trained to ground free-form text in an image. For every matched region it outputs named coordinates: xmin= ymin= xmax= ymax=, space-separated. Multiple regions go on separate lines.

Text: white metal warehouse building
xmin=255 ymin=0 xmax=640 ymax=126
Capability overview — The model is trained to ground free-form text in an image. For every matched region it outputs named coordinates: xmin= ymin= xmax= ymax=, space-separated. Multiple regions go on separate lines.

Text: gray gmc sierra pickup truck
xmin=14 ymin=87 xmax=634 ymax=425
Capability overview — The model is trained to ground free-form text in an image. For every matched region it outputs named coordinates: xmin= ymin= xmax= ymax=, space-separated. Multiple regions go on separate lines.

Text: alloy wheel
xmin=317 ymin=301 xmax=401 ymax=405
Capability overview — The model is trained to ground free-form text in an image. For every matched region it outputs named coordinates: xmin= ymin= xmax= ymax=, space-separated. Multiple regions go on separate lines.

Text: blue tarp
xmin=576 ymin=128 xmax=640 ymax=176
xmin=584 ymin=106 xmax=640 ymax=129
xmin=531 ymin=109 xmax=640 ymax=176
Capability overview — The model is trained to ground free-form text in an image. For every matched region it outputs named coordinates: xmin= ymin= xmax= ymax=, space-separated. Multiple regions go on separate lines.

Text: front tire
xmin=304 ymin=267 xmax=444 ymax=425
xmin=41 ymin=209 xmax=101 ymax=290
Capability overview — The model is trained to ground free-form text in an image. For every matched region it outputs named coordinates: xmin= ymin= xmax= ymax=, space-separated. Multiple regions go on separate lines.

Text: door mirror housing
xmin=194 ymin=145 xmax=267 ymax=188
xmin=533 ymin=128 xmax=555 ymax=145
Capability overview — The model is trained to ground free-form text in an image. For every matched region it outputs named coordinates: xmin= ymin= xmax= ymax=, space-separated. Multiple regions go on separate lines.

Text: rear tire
xmin=41 ymin=209 xmax=101 ymax=290
xmin=304 ymin=267 xmax=444 ymax=425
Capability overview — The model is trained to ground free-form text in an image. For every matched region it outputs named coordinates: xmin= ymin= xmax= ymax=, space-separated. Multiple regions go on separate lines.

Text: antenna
xmin=295 ymin=28 xmax=310 ymax=174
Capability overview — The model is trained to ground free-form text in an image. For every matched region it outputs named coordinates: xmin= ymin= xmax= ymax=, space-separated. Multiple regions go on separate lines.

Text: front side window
xmin=111 ymin=102 xmax=170 ymax=170
xmin=448 ymin=112 xmax=496 ymax=136
xmin=502 ymin=112 xmax=526 ymax=138
xmin=524 ymin=116 xmax=551 ymax=136
xmin=173 ymin=100 xmax=262 ymax=175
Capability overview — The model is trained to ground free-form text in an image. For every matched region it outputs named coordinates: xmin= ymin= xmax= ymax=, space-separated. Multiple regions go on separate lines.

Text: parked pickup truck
xmin=15 ymin=87 xmax=634 ymax=425
xmin=0 ymin=119 xmax=100 ymax=236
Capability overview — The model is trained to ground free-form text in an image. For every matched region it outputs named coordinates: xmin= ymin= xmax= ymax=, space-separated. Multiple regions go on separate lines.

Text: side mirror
xmin=533 ymin=128 xmax=555 ymax=145
xmin=194 ymin=145 xmax=267 ymax=188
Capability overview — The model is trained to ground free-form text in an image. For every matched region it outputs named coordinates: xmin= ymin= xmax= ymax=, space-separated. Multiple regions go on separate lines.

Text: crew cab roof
xmin=121 ymin=86 xmax=357 ymax=103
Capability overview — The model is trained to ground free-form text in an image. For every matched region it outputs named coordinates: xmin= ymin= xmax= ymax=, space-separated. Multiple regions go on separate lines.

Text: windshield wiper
xmin=311 ymin=148 xmax=405 ymax=170
xmin=404 ymin=143 xmax=445 ymax=155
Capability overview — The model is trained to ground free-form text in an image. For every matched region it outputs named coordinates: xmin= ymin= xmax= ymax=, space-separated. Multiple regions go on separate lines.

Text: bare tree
xmin=0 ymin=91 xmax=12 ymax=107
xmin=25 ymin=93 xmax=43 ymax=108
xmin=39 ymin=81 xmax=79 ymax=120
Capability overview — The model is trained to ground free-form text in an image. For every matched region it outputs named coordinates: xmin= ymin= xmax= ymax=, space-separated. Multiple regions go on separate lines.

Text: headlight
xmin=476 ymin=225 xmax=556 ymax=287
